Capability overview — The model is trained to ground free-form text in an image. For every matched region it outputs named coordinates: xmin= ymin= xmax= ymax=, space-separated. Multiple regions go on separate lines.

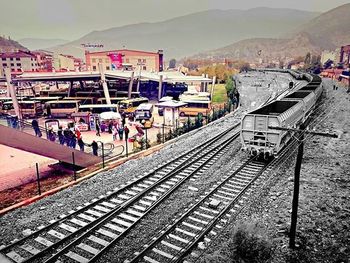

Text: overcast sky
xmin=0 ymin=0 xmax=349 ymax=41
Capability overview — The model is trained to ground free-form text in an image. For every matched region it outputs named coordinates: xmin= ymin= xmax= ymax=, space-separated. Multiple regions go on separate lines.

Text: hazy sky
xmin=0 ymin=0 xmax=349 ymax=41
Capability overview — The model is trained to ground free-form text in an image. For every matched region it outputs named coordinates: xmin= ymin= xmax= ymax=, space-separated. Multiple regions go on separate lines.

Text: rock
xmin=316 ymin=228 xmax=322 ymax=232
xmin=22 ymin=229 xmax=33 ymax=236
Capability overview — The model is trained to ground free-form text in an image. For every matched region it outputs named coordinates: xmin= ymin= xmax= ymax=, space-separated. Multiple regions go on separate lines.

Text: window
xmin=92 ymin=65 xmax=97 ymax=71
xmin=17 ymin=63 xmax=21 ymax=67
xmin=16 ymin=58 xmax=20 ymax=61
xmin=98 ymin=59 xmax=102 ymax=63
xmin=92 ymin=58 xmax=96 ymax=63
xmin=138 ymin=59 xmax=141 ymax=62
xmin=105 ymin=58 xmax=109 ymax=63
xmin=2 ymin=58 xmax=6 ymax=61
xmin=126 ymin=58 xmax=129 ymax=63
xmin=2 ymin=63 xmax=6 ymax=67
xmin=10 ymin=58 xmax=13 ymax=61
xmin=142 ymin=59 xmax=146 ymax=63
xmin=143 ymin=66 xmax=147 ymax=70
xmin=106 ymin=66 xmax=110 ymax=70
xmin=10 ymin=63 xmax=14 ymax=66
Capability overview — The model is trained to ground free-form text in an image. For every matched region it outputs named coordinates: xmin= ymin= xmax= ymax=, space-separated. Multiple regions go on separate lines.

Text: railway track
xmin=0 ymin=123 xmax=241 ymax=263
xmin=126 ymin=136 xmax=301 ymax=263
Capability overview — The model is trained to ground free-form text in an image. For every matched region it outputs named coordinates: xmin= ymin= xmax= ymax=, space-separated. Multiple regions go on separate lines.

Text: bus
xmin=179 ymin=100 xmax=212 ymax=117
xmin=97 ymin=97 xmax=128 ymax=105
xmin=64 ymin=97 xmax=95 ymax=105
xmin=119 ymin=97 xmax=149 ymax=115
xmin=78 ymin=104 xmax=119 ymax=114
xmin=45 ymin=100 xmax=80 ymax=118
xmin=1 ymin=101 xmax=43 ymax=117
xmin=135 ymin=103 xmax=154 ymax=121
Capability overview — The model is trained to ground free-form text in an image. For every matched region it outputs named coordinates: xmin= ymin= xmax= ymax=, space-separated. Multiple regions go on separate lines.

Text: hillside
xmin=191 ymin=4 xmax=350 ymax=63
xmin=0 ymin=36 xmax=28 ymax=53
xmin=293 ymin=3 xmax=350 ymax=50
xmin=18 ymin=38 xmax=69 ymax=51
xmin=193 ymin=32 xmax=321 ymax=62
xmin=48 ymin=7 xmax=319 ymax=59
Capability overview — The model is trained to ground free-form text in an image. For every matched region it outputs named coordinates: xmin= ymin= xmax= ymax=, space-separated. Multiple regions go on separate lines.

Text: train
xmin=240 ymin=71 xmax=323 ymax=159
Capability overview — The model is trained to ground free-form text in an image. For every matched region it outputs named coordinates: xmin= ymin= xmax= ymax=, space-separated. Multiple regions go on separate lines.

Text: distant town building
xmin=0 ymin=50 xmax=39 ymax=76
xmin=32 ymin=50 xmax=54 ymax=72
xmin=85 ymin=49 xmax=164 ymax=72
xmin=53 ymin=54 xmax=75 ymax=71
xmin=321 ymin=49 xmax=340 ymax=65
xmin=339 ymin=45 xmax=350 ymax=68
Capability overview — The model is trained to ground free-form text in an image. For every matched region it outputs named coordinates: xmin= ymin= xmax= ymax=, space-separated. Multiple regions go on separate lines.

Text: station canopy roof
xmin=156 ymin=100 xmax=188 ymax=108
xmin=15 ymin=70 xmax=212 ymax=83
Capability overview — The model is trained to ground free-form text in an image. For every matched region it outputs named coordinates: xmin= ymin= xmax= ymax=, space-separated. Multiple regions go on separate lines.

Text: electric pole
xmin=269 ymin=125 xmax=338 ymax=248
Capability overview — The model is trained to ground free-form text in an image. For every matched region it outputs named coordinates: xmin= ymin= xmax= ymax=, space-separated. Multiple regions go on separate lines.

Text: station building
xmin=85 ymin=49 xmax=164 ymax=72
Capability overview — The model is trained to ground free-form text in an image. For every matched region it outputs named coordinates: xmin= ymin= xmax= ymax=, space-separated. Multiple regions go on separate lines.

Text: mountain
xmin=291 ymin=3 xmax=350 ymax=50
xmin=48 ymin=7 xmax=319 ymax=59
xmin=192 ymin=4 xmax=350 ymax=63
xmin=18 ymin=38 xmax=69 ymax=51
xmin=0 ymin=36 xmax=28 ymax=53
xmin=193 ymin=32 xmax=321 ymax=61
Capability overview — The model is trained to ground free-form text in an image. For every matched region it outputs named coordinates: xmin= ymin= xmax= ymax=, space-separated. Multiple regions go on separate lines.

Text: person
xmin=124 ymin=126 xmax=129 ymax=140
xmin=108 ymin=122 xmax=113 ymax=134
xmin=75 ymin=128 xmax=81 ymax=141
xmin=63 ymin=127 xmax=70 ymax=146
xmin=70 ymin=132 xmax=77 ymax=149
xmin=31 ymin=119 xmax=42 ymax=137
xmin=57 ymin=126 xmax=64 ymax=145
xmin=118 ymin=126 xmax=124 ymax=140
xmin=48 ymin=127 xmax=56 ymax=142
xmin=96 ymin=121 xmax=101 ymax=136
xmin=77 ymin=137 xmax=85 ymax=151
xmin=91 ymin=140 xmax=98 ymax=156
xmin=112 ymin=125 xmax=118 ymax=141
xmin=121 ymin=115 xmax=126 ymax=127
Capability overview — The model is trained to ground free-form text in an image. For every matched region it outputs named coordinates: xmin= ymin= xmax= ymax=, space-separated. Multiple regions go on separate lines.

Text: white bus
xmin=135 ymin=103 xmax=154 ymax=121
xmin=78 ymin=104 xmax=119 ymax=114
xmin=45 ymin=100 xmax=80 ymax=118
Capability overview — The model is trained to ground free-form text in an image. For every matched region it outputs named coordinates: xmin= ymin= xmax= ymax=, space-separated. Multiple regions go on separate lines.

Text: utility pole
xmin=269 ymin=125 xmax=338 ymax=248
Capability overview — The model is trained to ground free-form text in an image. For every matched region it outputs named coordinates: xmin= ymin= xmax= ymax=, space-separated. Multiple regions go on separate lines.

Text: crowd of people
xmin=95 ymin=115 xmax=130 ymax=142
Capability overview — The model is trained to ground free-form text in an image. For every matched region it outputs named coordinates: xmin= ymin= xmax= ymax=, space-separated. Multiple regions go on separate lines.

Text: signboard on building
xmin=108 ymin=53 xmax=123 ymax=70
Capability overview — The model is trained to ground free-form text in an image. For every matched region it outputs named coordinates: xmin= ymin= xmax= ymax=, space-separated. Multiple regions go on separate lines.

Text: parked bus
xmin=119 ymin=97 xmax=149 ymax=115
xmin=64 ymin=97 xmax=95 ymax=105
xmin=97 ymin=97 xmax=128 ymax=105
xmin=45 ymin=100 xmax=80 ymax=118
xmin=78 ymin=104 xmax=119 ymax=114
xmin=1 ymin=101 xmax=43 ymax=117
xmin=135 ymin=103 xmax=154 ymax=121
xmin=179 ymin=100 xmax=211 ymax=117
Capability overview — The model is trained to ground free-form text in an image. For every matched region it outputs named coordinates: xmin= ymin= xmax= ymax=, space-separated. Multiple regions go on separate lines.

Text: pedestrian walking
xmin=112 ymin=126 xmax=118 ymax=140
xmin=77 ymin=137 xmax=85 ymax=151
xmin=91 ymin=140 xmax=98 ymax=156
xmin=124 ymin=126 xmax=129 ymax=140
xmin=31 ymin=119 xmax=42 ymax=137
xmin=108 ymin=122 xmax=113 ymax=134
xmin=70 ymin=133 xmax=77 ymax=149
xmin=118 ymin=126 xmax=124 ymax=140
xmin=96 ymin=121 xmax=101 ymax=136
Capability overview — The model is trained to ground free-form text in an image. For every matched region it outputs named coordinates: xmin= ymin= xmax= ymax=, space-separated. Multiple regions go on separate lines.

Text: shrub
xmin=228 ymin=222 xmax=274 ymax=263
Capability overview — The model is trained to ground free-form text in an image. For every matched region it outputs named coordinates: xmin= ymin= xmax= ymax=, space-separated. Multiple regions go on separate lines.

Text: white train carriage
xmin=241 ymin=100 xmax=305 ymax=158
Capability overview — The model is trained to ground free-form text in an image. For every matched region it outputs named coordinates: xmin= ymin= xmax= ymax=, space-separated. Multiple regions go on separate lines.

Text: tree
xmin=168 ymin=58 xmax=176 ymax=69
xmin=239 ymin=63 xmax=251 ymax=73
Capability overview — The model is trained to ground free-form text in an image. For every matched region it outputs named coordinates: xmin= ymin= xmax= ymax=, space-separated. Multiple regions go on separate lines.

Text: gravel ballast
xmin=0 ymin=71 xmax=305 ymax=262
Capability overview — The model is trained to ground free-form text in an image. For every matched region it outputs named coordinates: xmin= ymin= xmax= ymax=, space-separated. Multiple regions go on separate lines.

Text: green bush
xmin=228 ymin=222 xmax=274 ymax=263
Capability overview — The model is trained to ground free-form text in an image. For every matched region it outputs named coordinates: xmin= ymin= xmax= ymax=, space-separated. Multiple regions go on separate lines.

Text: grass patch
xmin=212 ymin=84 xmax=228 ymax=104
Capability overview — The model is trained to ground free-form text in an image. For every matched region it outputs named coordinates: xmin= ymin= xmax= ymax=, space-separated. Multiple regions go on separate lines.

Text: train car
xmin=241 ymin=73 xmax=323 ymax=159
xmin=241 ymin=100 xmax=304 ymax=158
